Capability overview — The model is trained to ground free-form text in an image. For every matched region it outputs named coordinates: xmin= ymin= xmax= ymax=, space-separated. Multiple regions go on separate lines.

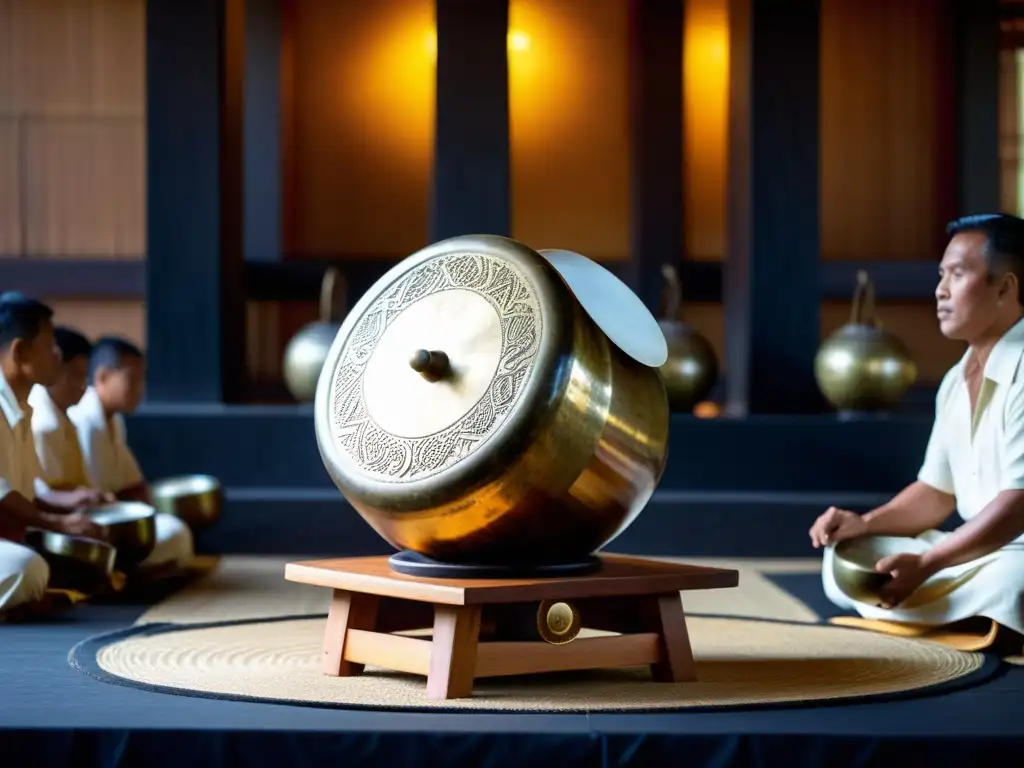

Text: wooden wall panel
xmin=508 ymin=0 xmax=630 ymax=261
xmin=683 ymin=0 xmax=728 ymax=261
xmin=22 ymin=118 xmax=144 ymax=256
xmin=820 ymin=0 xmax=952 ymax=261
xmin=0 ymin=119 xmax=20 ymax=255
xmin=91 ymin=0 xmax=146 ymax=115
xmin=0 ymin=0 xmax=145 ymax=259
xmin=999 ymin=47 xmax=1021 ymax=216
xmin=286 ymin=0 xmax=434 ymax=257
xmin=5 ymin=0 xmax=97 ymax=115
xmin=45 ymin=299 xmax=146 ymax=346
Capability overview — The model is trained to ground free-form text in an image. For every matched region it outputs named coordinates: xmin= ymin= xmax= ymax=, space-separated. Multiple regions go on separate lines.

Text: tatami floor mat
xmin=77 ymin=613 xmax=995 ymax=713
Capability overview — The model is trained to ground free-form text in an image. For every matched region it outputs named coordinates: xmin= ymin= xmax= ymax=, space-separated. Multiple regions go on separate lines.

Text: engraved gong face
xmin=314 ymin=236 xmax=573 ymax=507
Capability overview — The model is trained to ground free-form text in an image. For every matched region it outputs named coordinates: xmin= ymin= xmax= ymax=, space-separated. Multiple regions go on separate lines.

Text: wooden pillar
xmin=431 ymin=0 xmax=511 ymax=241
xmin=145 ymin=0 xmax=247 ymax=403
xmin=724 ymin=0 xmax=822 ymax=415
xmin=628 ymin=0 xmax=685 ymax=315
xmin=954 ymin=0 xmax=1001 ymax=216
xmin=244 ymin=0 xmax=283 ymax=263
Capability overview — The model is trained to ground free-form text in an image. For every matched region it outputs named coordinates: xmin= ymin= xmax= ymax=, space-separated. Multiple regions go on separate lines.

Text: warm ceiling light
xmin=508 ymin=30 xmax=531 ymax=52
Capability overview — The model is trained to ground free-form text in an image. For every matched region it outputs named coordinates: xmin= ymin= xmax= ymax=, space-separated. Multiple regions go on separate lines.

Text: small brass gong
xmin=657 ymin=264 xmax=718 ymax=412
xmin=815 ymin=271 xmax=917 ymax=413
xmin=536 ymin=599 xmax=582 ymax=644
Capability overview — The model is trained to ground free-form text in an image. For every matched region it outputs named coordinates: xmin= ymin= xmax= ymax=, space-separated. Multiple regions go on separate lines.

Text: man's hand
xmin=874 ymin=552 xmax=935 ymax=609
xmin=56 ymin=512 xmax=105 ymax=541
xmin=65 ymin=488 xmax=115 ymax=509
xmin=809 ymin=506 xmax=868 ymax=548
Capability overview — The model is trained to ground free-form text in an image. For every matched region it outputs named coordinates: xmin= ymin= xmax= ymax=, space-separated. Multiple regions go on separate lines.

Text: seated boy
xmin=0 ymin=295 xmax=102 ymax=614
xmin=68 ymin=335 xmax=194 ymax=571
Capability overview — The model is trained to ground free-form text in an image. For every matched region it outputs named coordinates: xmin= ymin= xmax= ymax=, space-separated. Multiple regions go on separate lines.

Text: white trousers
xmin=823 ymin=529 xmax=1024 ymax=636
xmin=0 ymin=539 xmax=49 ymax=612
xmin=141 ymin=513 xmax=194 ymax=569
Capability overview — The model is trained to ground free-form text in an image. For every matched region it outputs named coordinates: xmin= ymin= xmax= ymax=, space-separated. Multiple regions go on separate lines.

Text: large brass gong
xmin=313 ymin=236 xmax=670 ymax=568
xmin=815 ymin=271 xmax=917 ymax=412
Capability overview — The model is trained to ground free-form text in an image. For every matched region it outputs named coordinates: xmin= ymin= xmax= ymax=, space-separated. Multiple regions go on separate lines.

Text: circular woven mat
xmin=71 ymin=614 xmax=996 ymax=713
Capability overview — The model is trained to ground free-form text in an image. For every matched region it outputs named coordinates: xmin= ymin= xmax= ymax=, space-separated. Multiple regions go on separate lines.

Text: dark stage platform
xmin=3 ymin=573 xmax=1024 ymax=768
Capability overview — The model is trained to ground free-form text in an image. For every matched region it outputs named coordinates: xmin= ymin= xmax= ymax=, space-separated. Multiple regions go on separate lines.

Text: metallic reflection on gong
xmin=537 ymin=599 xmax=581 ymax=644
xmin=814 ymin=271 xmax=917 ymax=413
xmin=313 ymin=235 xmax=670 ymax=568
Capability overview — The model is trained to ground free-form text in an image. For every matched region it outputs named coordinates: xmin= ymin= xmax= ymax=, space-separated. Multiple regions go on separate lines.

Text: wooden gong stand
xmin=285 ymin=554 xmax=739 ymax=700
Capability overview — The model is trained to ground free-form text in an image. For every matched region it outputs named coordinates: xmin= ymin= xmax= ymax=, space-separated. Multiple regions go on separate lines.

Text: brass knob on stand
xmin=409 ymin=349 xmax=451 ymax=382
xmin=537 ymin=599 xmax=581 ymax=645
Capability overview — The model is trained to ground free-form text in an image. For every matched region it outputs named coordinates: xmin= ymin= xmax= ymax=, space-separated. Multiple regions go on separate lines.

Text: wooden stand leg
xmin=322 ymin=590 xmax=379 ymax=676
xmin=427 ymin=605 xmax=482 ymax=700
xmin=645 ymin=592 xmax=697 ymax=683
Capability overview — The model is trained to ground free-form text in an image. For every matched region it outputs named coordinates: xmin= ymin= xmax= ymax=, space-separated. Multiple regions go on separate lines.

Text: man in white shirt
xmin=31 ymin=327 xmax=112 ymax=506
xmin=68 ymin=336 xmax=193 ymax=569
xmin=810 ymin=214 xmax=1024 ymax=637
xmin=0 ymin=295 xmax=102 ymax=614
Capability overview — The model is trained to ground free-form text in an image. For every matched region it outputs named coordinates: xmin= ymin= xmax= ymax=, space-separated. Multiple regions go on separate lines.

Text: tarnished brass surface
xmin=815 ymin=271 xmax=917 ymax=412
xmin=83 ymin=501 xmax=157 ymax=568
xmin=283 ymin=268 xmax=348 ymax=402
xmin=314 ymin=235 xmax=670 ymax=566
xmin=150 ymin=474 xmax=224 ymax=529
xmin=833 ymin=536 xmax=988 ymax=608
xmin=26 ymin=528 xmax=117 ymax=594
xmin=28 ymin=529 xmax=116 ymax=573
xmin=656 ymin=264 xmax=718 ymax=412
xmin=537 ymin=599 xmax=582 ymax=644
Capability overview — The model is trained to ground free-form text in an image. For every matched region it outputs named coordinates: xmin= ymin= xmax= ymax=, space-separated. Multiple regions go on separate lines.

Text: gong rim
xmin=313 ymin=235 xmax=576 ymax=512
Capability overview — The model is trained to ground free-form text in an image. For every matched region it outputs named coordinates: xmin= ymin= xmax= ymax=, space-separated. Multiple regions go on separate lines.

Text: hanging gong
xmin=313 ymin=236 xmax=670 ymax=570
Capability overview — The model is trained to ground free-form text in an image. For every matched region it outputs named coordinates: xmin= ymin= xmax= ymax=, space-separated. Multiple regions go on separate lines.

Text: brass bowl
xmin=83 ymin=501 xmax=157 ymax=569
xmin=832 ymin=535 xmax=928 ymax=603
xmin=150 ymin=474 xmax=224 ymax=530
xmin=26 ymin=529 xmax=116 ymax=594
xmin=313 ymin=236 xmax=670 ymax=567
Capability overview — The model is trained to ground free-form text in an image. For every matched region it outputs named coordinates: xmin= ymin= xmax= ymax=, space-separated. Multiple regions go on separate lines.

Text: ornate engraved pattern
xmin=329 ymin=252 xmax=543 ymax=482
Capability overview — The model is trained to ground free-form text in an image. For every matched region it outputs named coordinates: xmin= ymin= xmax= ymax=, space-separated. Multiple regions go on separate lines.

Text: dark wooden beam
xmin=244 ymin=0 xmax=283 ymax=262
xmin=246 ymin=258 xmax=939 ymax=304
xmin=431 ymin=0 xmax=510 ymax=240
xmin=145 ymin=0 xmax=247 ymax=403
xmin=724 ymin=0 xmax=822 ymax=415
xmin=955 ymin=0 xmax=1001 ymax=215
xmin=0 ymin=256 xmax=941 ymax=304
xmin=0 ymin=258 xmax=146 ymax=299
xmin=627 ymin=0 xmax=684 ymax=314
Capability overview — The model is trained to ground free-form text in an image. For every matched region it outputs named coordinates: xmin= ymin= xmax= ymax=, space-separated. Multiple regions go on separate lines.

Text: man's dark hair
xmin=54 ymin=326 xmax=93 ymax=363
xmin=946 ymin=213 xmax=1024 ymax=302
xmin=90 ymin=335 xmax=144 ymax=377
xmin=0 ymin=292 xmax=54 ymax=350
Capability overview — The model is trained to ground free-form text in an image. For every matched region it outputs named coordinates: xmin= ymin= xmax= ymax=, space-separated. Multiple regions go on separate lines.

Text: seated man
xmin=30 ymin=326 xmax=113 ymax=507
xmin=68 ymin=335 xmax=193 ymax=571
xmin=0 ymin=295 xmax=103 ymax=614
xmin=809 ymin=214 xmax=1024 ymax=637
